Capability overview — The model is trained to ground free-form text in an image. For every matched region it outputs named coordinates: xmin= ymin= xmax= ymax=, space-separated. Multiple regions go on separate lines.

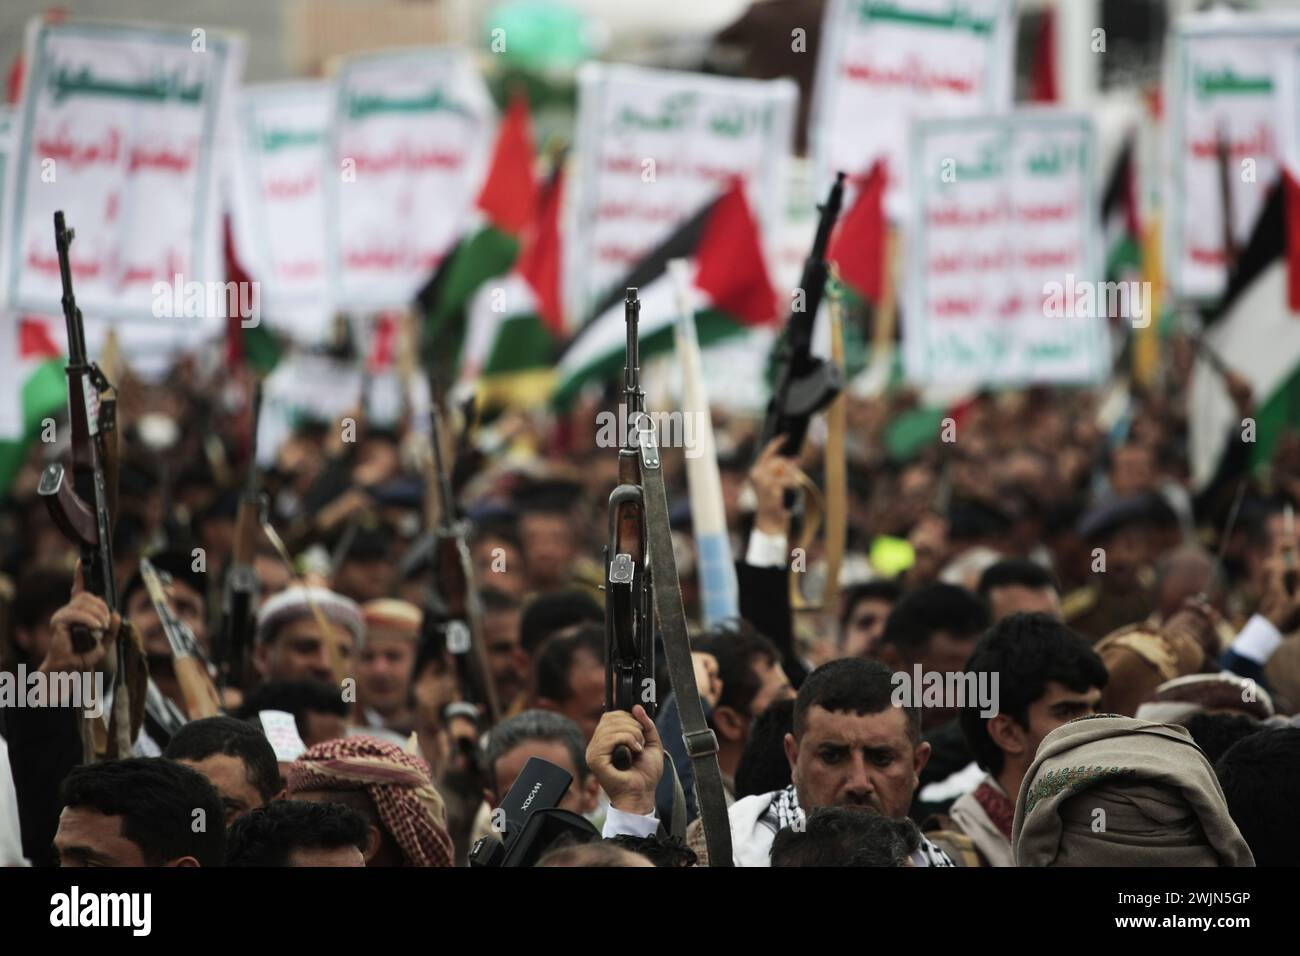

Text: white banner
xmin=327 ymin=47 xmax=496 ymax=310
xmin=567 ymin=63 xmax=796 ymax=322
xmin=809 ymin=0 xmax=1016 ymax=218
xmin=231 ymin=81 xmax=334 ymax=335
xmin=4 ymin=19 xmax=244 ymax=321
xmin=1164 ymin=12 xmax=1300 ymax=300
xmin=905 ymin=112 xmax=1108 ymax=387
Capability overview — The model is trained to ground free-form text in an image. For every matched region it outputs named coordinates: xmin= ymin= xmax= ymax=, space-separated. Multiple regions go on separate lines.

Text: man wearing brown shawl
xmin=1012 ymin=714 xmax=1254 ymax=867
xmin=286 ymin=736 xmax=454 ymax=867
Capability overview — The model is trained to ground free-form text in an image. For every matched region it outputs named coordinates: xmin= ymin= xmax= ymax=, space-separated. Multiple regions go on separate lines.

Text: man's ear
xmin=783 ymin=732 xmax=799 ymax=775
xmin=579 ymin=773 xmax=601 ymax=814
xmin=362 ymin=824 xmax=384 ymax=865
xmin=912 ymin=740 xmax=932 ymax=777
xmin=483 ymin=787 xmax=497 ymax=811
xmin=986 ymin=713 xmax=1027 ymax=759
xmin=711 ymin=705 xmax=746 ymax=743
xmin=253 ymin=642 xmax=271 ymax=679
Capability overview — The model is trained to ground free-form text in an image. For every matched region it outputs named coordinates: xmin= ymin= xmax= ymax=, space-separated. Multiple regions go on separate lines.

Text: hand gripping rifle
xmin=758 ymin=172 xmax=846 ymax=458
xmin=216 ymin=383 xmax=263 ymax=690
xmin=37 ymin=211 xmax=134 ymax=757
xmin=425 ymin=382 xmax=501 ymax=725
xmin=604 ymin=288 xmax=734 ymax=866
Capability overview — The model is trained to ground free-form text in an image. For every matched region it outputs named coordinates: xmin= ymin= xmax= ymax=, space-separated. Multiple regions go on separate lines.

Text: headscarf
xmin=286 ymin=735 xmax=453 ymax=867
xmin=1012 ymin=715 xmax=1254 ymax=867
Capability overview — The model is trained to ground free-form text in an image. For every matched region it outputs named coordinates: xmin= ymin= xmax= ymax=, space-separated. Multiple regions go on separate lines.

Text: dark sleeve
xmin=736 ymin=560 xmax=808 ymax=687
xmin=1220 ymin=650 xmax=1270 ymax=688
xmin=2 ymin=705 xmax=83 ymax=867
xmin=1192 ymin=425 xmax=1253 ymax=523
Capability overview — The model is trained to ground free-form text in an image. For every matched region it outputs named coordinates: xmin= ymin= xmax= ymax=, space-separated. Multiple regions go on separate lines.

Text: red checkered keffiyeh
xmin=286 ymin=736 xmax=454 ymax=867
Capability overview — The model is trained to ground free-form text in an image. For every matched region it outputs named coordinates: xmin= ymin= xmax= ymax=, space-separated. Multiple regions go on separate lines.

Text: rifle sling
xmin=637 ymin=425 xmax=733 ymax=867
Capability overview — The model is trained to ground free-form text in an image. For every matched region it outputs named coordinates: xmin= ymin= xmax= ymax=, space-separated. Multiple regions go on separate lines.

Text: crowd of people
xmin=1 ymin=322 xmax=1299 ymax=869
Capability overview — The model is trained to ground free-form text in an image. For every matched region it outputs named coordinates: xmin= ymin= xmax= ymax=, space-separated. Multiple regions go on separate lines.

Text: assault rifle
xmin=758 ymin=172 xmax=846 ymax=458
xmin=37 ymin=211 xmax=132 ymax=756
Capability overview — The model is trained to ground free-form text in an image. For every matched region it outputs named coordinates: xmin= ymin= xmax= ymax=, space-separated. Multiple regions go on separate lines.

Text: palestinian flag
xmin=554 ymin=179 xmax=778 ymax=406
xmin=1188 ymin=175 xmax=1300 ymax=489
xmin=457 ymin=165 xmax=565 ymax=408
xmin=225 ymin=216 xmax=282 ymax=375
xmin=0 ymin=315 xmax=66 ymax=497
xmin=829 ymin=160 xmax=887 ymax=305
xmin=418 ymin=92 xmax=538 ymax=377
xmin=1102 ymin=135 xmax=1141 ymax=283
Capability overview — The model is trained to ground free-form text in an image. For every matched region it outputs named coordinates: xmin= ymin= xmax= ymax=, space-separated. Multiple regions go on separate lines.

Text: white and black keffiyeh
xmin=762 ymin=785 xmax=955 ymax=867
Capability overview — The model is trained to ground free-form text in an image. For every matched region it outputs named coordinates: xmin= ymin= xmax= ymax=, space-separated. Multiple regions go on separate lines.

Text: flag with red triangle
xmin=554 ymin=178 xmax=778 ymax=405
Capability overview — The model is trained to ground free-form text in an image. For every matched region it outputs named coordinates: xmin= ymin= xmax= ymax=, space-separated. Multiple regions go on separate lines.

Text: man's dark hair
xmin=880 ymin=583 xmax=990 ymax=658
xmin=163 ymin=716 xmax=282 ymax=803
xmin=236 ymin=680 xmax=349 ymax=741
xmin=534 ymin=624 xmax=604 ymax=704
xmin=794 ymin=658 xmax=918 ymax=742
xmin=694 ymin=622 xmax=781 ymax=718
xmin=1184 ymin=712 xmax=1263 ymax=764
xmin=607 ymin=833 xmax=697 ymax=867
xmin=12 ymin=566 xmax=74 ymax=632
xmin=735 ymin=698 xmax=795 ymax=799
xmin=60 ymin=758 xmax=225 ymax=866
xmin=770 ymin=807 xmax=920 ymax=867
xmin=224 ymin=800 xmax=367 ymax=866
xmin=958 ymin=614 xmax=1107 ymax=775
xmin=520 ymin=589 xmax=603 ymax=656
xmin=976 ymin=559 xmax=1059 ymax=600
xmin=482 ymin=709 xmax=589 ymax=793
xmin=1216 ymin=728 xmax=1300 ymax=867
xmin=839 ymin=580 xmax=903 ymax=636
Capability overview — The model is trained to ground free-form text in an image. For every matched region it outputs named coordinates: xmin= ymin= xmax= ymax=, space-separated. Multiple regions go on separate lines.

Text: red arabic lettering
xmin=841 ymin=56 xmax=978 ymax=95
xmin=348 ymin=143 xmax=466 ymax=174
xmin=265 ymin=172 xmax=319 ymax=200
xmin=34 ymin=126 xmax=121 ymax=171
xmin=128 ymin=144 xmax=195 ymax=174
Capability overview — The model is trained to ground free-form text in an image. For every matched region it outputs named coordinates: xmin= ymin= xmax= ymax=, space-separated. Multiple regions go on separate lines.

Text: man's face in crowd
xmin=254 ymin=553 xmax=293 ymax=606
xmin=301 ymin=709 xmax=348 ymax=747
xmin=472 ymin=536 xmax=528 ymax=598
xmin=126 ymin=578 xmax=208 ymax=659
xmin=256 ymin=616 xmax=354 ymax=685
xmin=554 ymin=648 xmax=606 ymax=744
xmin=333 ymin=556 xmax=393 ymax=604
xmin=750 ymin=657 xmax=796 ymax=716
xmin=841 ymin=597 xmax=894 ymax=658
xmin=175 ymin=754 xmax=266 ymax=827
xmin=1110 ymin=444 xmax=1154 ymax=497
xmin=987 ymin=585 xmax=1061 ymax=622
xmin=1024 ymin=682 xmax=1101 ymax=753
xmin=54 ymin=807 xmax=196 ymax=867
xmin=896 ymin=630 xmax=981 ymax=729
xmin=785 ymin=705 xmax=928 ymax=820
xmin=483 ymin=607 xmax=528 ymax=706
xmin=488 ymin=739 xmax=599 ymax=816
xmin=358 ymin=633 xmax=416 ymax=717
xmin=520 ymin=512 xmax=577 ymax=589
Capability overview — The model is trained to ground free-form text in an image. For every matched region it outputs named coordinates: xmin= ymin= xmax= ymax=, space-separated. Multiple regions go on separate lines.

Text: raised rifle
xmin=758 ymin=172 xmax=846 ymax=458
xmin=424 ymin=382 xmax=500 ymax=725
xmin=216 ymin=382 xmax=262 ymax=690
xmin=37 ymin=211 xmax=133 ymax=757
xmin=138 ymin=559 xmax=222 ymax=720
xmin=603 ymin=288 xmax=734 ymax=866
xmin=605 ymin=288 xmax=656 ymax=771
